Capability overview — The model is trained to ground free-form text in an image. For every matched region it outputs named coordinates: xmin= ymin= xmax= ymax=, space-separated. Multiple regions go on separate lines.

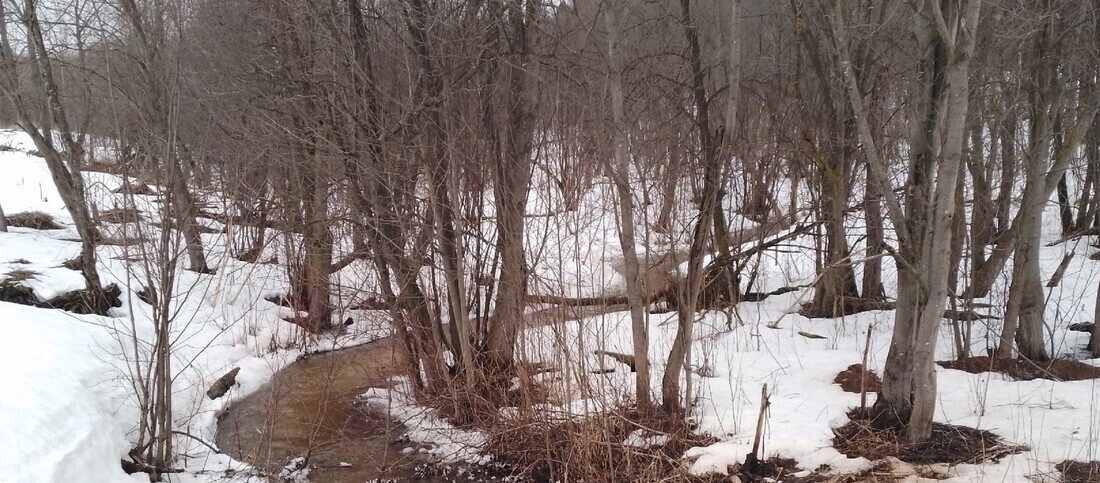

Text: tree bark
xmin=834 ymin=0 xmax=982 ymax=442
xmin=487 ymin=0 xmax=539 ymax=373
xmin=603 ymin=1 xmax=653 ymax=411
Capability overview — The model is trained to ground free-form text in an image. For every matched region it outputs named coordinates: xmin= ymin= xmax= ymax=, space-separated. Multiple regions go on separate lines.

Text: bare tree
xmin=833 ymin=0 xmax=982 ymax=442
xmin=113 ymin=0 xmax=212 ymax=274
xmin=0 ymin=0 xmax=105 ymax=296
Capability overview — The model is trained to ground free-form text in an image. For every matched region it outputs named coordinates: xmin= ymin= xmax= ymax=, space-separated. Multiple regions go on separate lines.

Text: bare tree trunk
xmin=116 ymin=0 xmax=211 ymax=274
xmin=405 ymin=0 xmax=477 ymax=386
xmin=662 ymin=0 xmax=730 ymax=416
xmin=0 ymin=0 xmax=103 ymax=293
xmin=487 ymin=0 xmax=539 ymax=374
xmin=1076 ymin=123 xmax=1100 ymax=229
xmin=862 ymin=171 xmax=884 ymax=299
xmin=603 ymin=1 xmax=652 ymax=411
xmin=654 ymin=136 xmax=682 ymax=234
xmin=1093 ymin=278 xmax=1100 ymax=357
xmin=834 ymin=0 xmax=981 ymax=442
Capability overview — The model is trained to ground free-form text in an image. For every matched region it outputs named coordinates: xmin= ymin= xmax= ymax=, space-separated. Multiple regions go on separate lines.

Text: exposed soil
xmin=938 ymin=356 xmax=1100 ymax=381
xmin=834 ymin=410 xmax=1024 ymax=466
xmin=735 ymin=458 xmax=901 ymax=482
xmin=833 ymin=363 xmax=881 ymax=393
xmin=1058 ymin=460 xmax=1100 ymax=483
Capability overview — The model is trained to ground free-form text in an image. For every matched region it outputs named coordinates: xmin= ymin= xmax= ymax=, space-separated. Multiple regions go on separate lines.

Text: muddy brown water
xmin=215 ymin=304 xmax=625 ymax=482
xmin=215 ymin=338 xmax=438 ymax=482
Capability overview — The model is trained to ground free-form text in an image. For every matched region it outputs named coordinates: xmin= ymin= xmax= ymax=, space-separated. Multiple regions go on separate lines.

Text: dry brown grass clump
xmin=833 ymin=363 xmax=882 ymax=393
xmin=6 ymin=211 xmax=62 ymax=230
xmin=484 ymin=406 xmax=718 ymax=482
xmin=3 ymin=269 xmax=39 ymax=282
xmin=0 ymin=269 xmax=39 ymax=305
xmin=97 ymin=206 xmax=143 ymax=224
xmin=1058 ymin=460 xmax=1100 ymax=483
xmin=833 ymin=409 xmax=1024 ymax=466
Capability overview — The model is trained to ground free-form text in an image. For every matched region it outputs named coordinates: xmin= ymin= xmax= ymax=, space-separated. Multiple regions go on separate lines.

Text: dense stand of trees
xmin=1 ymin=0 xmax=1099 ymax=473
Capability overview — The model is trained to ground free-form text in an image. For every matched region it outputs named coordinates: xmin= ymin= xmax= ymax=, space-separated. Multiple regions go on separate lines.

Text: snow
xmin=0 ymin=130 xmax=389 ymax=483
xmin=0 ymin=304 xmax=135 ymax=483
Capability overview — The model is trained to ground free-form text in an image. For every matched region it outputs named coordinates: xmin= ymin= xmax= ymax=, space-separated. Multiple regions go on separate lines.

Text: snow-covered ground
xmin=3 ymin=126 xmax=1100 ymax=482
xmin=0 ymin=130 xmax=390 ymax=483
xmin=365 ymin=162 xmax=1100 ymax=481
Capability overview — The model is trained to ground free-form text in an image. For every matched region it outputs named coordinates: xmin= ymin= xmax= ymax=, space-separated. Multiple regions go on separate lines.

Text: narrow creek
xmin=215 ymin=338 xmax=436 ymax=482
xmin=215 ymin=303 xmax=629 ymax=482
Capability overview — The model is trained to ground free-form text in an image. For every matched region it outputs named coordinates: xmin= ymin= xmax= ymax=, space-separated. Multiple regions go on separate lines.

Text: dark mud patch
xmin=938 ymin=356 xmax=1100 ymax=381
xmin=834 ymin=410 xmax=1024 ymax=465
xmin=833 ymin=364 xmax=881 ymax=393
xmin=1058 ymin=460 xmax=1100 ymax=483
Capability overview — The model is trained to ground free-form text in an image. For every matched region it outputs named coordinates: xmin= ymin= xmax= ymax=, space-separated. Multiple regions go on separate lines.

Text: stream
xmin=215 ymin=338 xmax=437 ymax=482
xmin=215 ymin=304 xmax=628 ymax=482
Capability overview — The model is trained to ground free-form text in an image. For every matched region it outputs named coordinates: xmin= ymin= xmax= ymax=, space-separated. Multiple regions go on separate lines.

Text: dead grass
xmin=3 ymin=268 xmax=39 ymax=282
xmin=483 ymin=405 xmax=717 ymax=482
xmin=1058 ymin=461 xmax=1100 ymax=483
xmin=97 ymin=207 xmax=143 ymax=224
xmin=61 ymin=256 xmax=84 ymax=271
xmin=9 ymin=258 xmax=31 ymax=264
xmin=6 ymin=211 xmax=62 ymax=230
xmin=833 ymin=409 xmax=1025 ymax=466
xmin=37 ymin=283 xmax=122 ymax=316
xmin=0 ymin=280 xmax=36 ymax=305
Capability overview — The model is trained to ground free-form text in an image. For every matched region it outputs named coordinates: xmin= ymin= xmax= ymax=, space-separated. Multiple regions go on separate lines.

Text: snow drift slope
xmin=0 ymin=304 xmax=134 ymax=483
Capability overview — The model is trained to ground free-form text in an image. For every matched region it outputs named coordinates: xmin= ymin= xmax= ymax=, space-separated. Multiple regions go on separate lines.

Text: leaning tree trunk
xmin=0 ymin=1 xmax=103 ymax=294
